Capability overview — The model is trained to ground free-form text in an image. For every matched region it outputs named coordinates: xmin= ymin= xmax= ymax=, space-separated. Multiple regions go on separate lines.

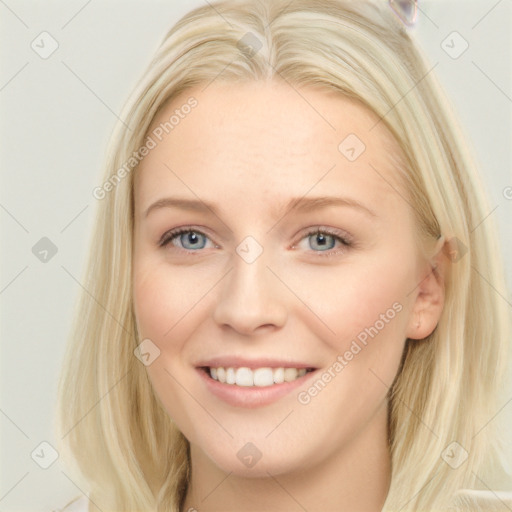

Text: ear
xmin=405 ymin=236 xmax=448 ymax=340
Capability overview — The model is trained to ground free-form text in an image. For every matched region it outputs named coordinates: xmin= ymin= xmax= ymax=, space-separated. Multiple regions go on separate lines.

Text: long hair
xmin=55 ymin=1 xmax=511 ymax=510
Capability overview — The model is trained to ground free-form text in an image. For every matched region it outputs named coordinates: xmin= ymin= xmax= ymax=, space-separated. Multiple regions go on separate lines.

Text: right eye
xmin=160 ymin=228 xmax=215 ymax=251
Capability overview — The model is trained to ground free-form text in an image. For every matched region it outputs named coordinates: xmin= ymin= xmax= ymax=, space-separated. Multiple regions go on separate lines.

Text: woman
xmin=56 ymin=0 xmax=512 ymax=510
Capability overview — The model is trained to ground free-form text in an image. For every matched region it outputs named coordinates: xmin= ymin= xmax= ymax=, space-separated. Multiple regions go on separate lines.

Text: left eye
xmin=296 ymin=229 xmax=350 ymax=253
xmin=159 ymin=227 xmax=352 ymax=256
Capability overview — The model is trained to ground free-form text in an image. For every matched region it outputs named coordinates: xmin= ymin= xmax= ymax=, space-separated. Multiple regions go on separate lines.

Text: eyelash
xmin=159 ymin=226 xmax=353 ymax=258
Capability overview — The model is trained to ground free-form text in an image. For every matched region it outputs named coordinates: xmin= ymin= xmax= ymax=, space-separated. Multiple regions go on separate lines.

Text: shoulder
xmin=452 ymin=489 xmax=512 ymax=511
xmin=54 ymin=495 xmax=89 ymax=512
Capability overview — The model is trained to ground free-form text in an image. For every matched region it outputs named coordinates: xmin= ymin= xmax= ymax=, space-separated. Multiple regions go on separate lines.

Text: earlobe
xmin=406 ymin=236 xmax=448 ymax=340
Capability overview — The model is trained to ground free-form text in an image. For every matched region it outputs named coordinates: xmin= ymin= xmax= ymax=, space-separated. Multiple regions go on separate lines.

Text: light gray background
xmin=1 ymin=1 xmax=511 ymax=510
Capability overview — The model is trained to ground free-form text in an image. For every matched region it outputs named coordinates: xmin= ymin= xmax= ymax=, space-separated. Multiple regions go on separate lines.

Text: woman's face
xmin=132 ymin=79 xmax=443 ymax=478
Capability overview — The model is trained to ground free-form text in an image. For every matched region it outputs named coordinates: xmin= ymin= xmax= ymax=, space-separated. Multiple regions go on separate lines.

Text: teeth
xmin=273 ymin=367 xmax=284 ymax=384
xmin=226 ymin=367 xmax=236 ymax=385
xmin=253 ymin=367 xmax=274 ymax=387
xmin=216 ymin=367 xmax=226 ymax=383
xmin=236 ymin=367 xmax=253 ymax=386
xmin=208 ymin=366 xmax=310 ymax=386
xmin=284 ymin=368 xmax=298 ymax=382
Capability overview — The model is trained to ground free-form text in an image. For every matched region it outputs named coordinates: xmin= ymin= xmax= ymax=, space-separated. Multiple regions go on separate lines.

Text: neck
xmin=181 ymin=403 xmax=391 ymax=512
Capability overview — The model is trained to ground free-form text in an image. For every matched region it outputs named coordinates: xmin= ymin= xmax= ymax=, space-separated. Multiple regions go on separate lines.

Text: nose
xmin=212 ymin=252 xmax=288 ymax=335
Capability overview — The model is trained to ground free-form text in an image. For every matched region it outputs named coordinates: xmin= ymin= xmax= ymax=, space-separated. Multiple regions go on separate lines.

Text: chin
xmin=199 ymin=438 xmax=310 ymax=478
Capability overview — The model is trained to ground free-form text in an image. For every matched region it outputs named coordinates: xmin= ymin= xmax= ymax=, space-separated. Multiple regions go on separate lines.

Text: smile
xmin=205 ymin=366 xmax=315 ymax=387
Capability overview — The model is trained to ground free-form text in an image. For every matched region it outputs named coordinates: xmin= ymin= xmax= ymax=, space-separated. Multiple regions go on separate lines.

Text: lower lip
xmin=196 ymin=368 xmax=317 ymax=408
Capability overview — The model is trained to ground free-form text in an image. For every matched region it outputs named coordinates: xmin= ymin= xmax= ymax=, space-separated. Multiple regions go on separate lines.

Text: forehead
xmin=134 ymin=79 xmax=409 ymax=218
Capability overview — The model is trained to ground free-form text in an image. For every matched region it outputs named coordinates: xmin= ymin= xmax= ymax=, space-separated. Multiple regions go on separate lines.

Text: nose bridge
xmin=213 ymin=240 xmax=288 ymax=333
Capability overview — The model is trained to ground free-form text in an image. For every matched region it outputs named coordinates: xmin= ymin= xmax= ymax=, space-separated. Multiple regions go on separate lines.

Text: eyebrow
xmin=144 ymin=195 xmax=377 ymax=219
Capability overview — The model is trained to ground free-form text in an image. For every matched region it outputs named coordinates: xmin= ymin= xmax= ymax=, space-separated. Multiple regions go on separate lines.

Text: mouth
xmin=199 ymin=366 xmax=316 ymax=387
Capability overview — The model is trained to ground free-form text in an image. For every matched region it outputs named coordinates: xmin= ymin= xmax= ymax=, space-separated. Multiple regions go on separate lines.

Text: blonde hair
xmin=56 ymin=1 xmax=511 ymax=510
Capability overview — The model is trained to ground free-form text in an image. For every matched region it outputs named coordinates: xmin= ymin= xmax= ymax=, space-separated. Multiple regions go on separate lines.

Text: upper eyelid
xmin=160 ymin=226 xmax=352 ymax=250
xmin=159 ymin=226 xmax=216 ymax=246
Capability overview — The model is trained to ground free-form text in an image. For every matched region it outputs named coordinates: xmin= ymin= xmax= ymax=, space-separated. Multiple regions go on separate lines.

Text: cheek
xmin=291 ymin=264 xmax=412 ymax=446
xmin=133 ymin=265 xmax=176 ymax=344
xmin=132 ymin=261 xmax=212 ymax=434
xmin=288 ymin=252 xmax=415 ymax=414
xmin=134 ymin=260 xmax=199 ymax=340
xmin=131 ymin=220 xmax=226 ymax=432
xmin=287 ymin=252 xmax=416 ymax=351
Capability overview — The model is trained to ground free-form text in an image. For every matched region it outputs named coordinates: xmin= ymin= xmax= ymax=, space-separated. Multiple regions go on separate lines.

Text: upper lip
xmin=195 ymin=356 xmax=317 ymax=370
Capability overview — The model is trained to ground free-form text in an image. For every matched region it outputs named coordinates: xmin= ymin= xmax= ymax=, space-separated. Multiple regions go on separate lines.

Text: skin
xmin=132 ymin=79 xmax=446 ymax=512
